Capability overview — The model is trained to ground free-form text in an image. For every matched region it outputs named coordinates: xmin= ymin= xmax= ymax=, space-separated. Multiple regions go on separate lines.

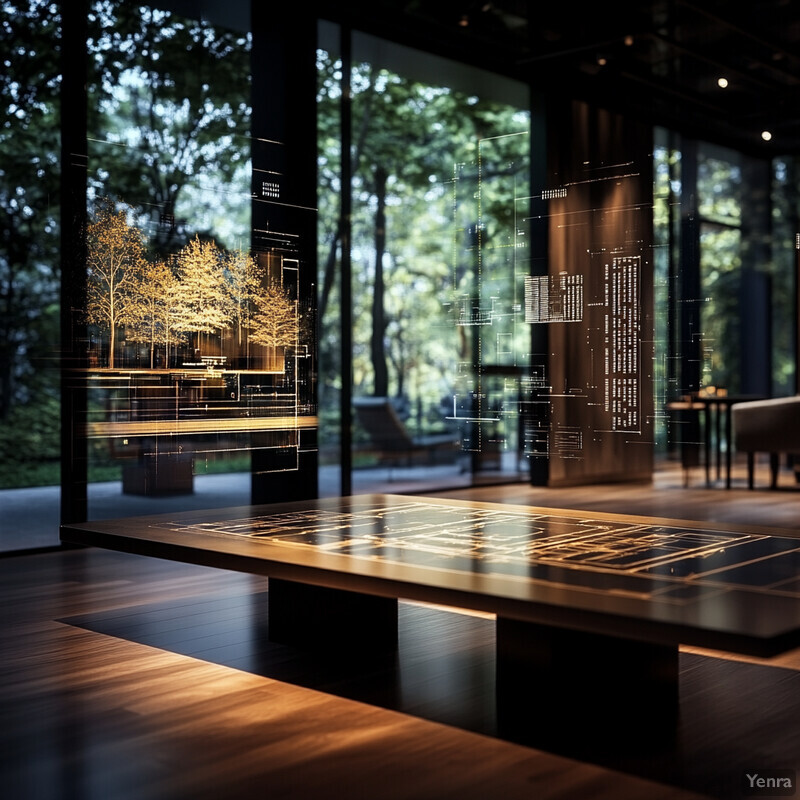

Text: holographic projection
xmin=525 ymin=151 xmax=652 ymax=484
xmin=443 ymin=110 xmax=652 ymax=484
xmin=443 ymin=130 xmax=532 ymax=471
xmin=150 ymin=498 xmax=800 ymax=605
xmin=74 ymin=6 xmax=317 ymax=495
xmin=82 ymin=195 xmax=314 ymax=494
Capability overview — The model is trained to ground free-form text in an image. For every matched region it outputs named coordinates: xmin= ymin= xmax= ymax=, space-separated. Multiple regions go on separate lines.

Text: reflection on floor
xmin=4 ymin=458 xmax=800 ymax=798
xmin=59 ymin=562 xmax=800 ymax=800
xmin=3 ymin=548 xmax=706 ymax=800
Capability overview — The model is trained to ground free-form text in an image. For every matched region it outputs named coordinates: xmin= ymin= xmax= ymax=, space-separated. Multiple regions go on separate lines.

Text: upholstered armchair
xmin=731 ymin=396 xmax=800 ymax=488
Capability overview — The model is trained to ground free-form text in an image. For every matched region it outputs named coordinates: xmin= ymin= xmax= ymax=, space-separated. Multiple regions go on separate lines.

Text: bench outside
xmin=352 ymin=396 xmax=461 ymax=468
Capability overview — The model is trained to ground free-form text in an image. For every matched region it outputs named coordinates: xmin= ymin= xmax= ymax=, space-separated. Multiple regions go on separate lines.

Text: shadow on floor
xmin=62 ymin=586 xmax=800 ymax=800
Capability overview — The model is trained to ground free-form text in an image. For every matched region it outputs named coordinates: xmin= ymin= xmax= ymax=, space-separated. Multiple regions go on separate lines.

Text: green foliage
xmin=194 ymin=452 xmax=251 ymax=475
xmin=316 ymin=50 xmax=530 ymax=447
xmin=700 ymin=224 xmax=742 ymax=391
xmin=87 ymin=2 xmax=252 ymax=253
xmin=0 ymin=1 xmax=61 ymax=420
xmin=696 ymin=155 xmax=743 ymax=395
xmin=770 ymin=157 xmax=800 ymax=395
xmin=698 ymin=156 xmax=742 ymax=225
xmin=653 ymin=138 xmax=798 ymax=403
xmin=0 ymin=392 xmax=60 ymax=488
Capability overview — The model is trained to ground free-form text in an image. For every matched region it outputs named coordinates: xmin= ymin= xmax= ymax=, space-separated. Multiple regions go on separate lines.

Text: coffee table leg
xmin=268 ymin=577 xmax=398 ymax=651
xmin=496 ymin=618 xmax=678 ymax=750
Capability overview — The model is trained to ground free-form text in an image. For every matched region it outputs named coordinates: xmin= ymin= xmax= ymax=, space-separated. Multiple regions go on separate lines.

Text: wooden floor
xmin=432 ymin=457 xmax=800 ymax=534
xmin=0 ymin=548 xmax=711 ymax=800
xmin=3 ymin=460 xmax=800 ymax=799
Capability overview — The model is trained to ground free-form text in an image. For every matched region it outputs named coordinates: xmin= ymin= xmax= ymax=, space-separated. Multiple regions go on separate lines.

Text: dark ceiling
xmin=329 ymin=0 xmax=800 ymax=157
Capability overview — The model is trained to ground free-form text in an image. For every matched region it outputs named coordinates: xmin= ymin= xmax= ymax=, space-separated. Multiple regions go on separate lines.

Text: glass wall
xmin=0 ymin=1 xmax=62 ymax=550
xmin=652 ymin=132 xmax=678 ymax=452
xmin=697 ymin=146 xmax=743 ymax=393
xmin=317 ymin=29 xmax=531 ymax=494
xmin=653 ymin=128 xmax=797 ymax=469
xmin=771 ymin=156 xmax=800 ymax=396
xmin=4 ymin=6 xmax=798 ymax=552
xmin=82 ymin=1 xmax=260 ymax=520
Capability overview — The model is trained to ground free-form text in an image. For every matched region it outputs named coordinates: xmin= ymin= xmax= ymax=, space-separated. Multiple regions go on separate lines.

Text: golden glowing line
xmin=84 ymin=416 xmax=317 ymax=438
xmin=525 ymin=201 xmax=651 ymax=221
xmin=252 ymin=198 xmax=318 ymax=212
xmin=564 ymin=172 xmax=640 ymax=187
xmin=252 ymin=228 xmax=299 ymax=238
xmin=478 ymin=131 xmax=530 ymax=142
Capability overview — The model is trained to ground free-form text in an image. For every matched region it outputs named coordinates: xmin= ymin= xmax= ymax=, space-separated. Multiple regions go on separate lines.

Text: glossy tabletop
xmin=61 ymin=493 xmax=800 ymax=657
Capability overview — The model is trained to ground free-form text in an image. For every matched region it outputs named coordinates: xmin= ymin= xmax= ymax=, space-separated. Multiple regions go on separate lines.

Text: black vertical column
xmin=59 ymin=0 xmax=89 ymax=526
xmin=527 ymin=91 xmax=550 ymax=486
xmin=673 ymin=138 xmax=703 ymax=472
xmin=532 ymin=97 xmax=653 ymax=486
xmin=250 ymin=4 xmax=319 ymax=503
xmin=790 ymin=159 xmax=800 ymax=396
xmin=340 ymin=24 xmax=353 ymax=497
xmin=679 ymin=139 xmax=702 ymax=397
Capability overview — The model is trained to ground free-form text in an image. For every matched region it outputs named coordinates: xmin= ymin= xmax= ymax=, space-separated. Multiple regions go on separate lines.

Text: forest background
xmin=2 ymin=0 xmax=797 ymax=490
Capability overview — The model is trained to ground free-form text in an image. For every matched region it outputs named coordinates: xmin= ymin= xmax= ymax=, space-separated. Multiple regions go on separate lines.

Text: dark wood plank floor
xmin=431 ymin=458 xmax=800 ymax=533
xmin=1 ymin=547 xmax=708 ymax=800
xmin=4 ymin=463 xmax=800 ymax=799
xmin=59 ymin=575 xmax=800 ymax=799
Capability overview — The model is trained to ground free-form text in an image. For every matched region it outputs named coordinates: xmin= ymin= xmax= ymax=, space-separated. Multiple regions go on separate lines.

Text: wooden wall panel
xmin=540 ymin=100 xmax=654 ymax=486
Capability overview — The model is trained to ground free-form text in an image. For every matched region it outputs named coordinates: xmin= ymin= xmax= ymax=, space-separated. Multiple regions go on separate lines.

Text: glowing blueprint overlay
xmin=150 ymin=499 xmax=800 ymax=602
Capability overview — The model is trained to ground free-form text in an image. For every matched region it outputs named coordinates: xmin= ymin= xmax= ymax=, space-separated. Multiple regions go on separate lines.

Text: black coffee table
xmin=61 ymin=494 xmax=800 ymax=747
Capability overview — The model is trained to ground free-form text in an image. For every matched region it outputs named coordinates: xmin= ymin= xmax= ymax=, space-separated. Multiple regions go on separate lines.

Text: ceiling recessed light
xmin=597 ymin=55 xmax=607 ymax=66
xmin=624 ymin=35 xmax=634 ymax=46
xmin=459 ymin=14 xmax=469 ymax=26
xmin=717 ymin=77 xmax=729 ymax=88
xmin=761 ymin=130 xmax=773 ymax=141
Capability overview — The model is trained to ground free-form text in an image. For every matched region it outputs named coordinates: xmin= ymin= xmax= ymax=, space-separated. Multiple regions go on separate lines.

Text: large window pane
xmin=700 ymin=222 xmax=742 ymax=392
xmin=771 ymin=156 xmax=799 ymax=395
xmin=652 ymin=133 xmax=679 ymax=453
xmin=317 ymin=33 xmax=531 ymax=493
xmin=0 ymin=1 xmax=62 ymax=551
xmin=83 ymin=1 xmax=274 ymax=519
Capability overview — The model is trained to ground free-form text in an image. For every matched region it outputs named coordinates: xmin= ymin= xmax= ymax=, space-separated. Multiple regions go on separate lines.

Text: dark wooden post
xmin=60 ymin=0 xmax=89 ymax=525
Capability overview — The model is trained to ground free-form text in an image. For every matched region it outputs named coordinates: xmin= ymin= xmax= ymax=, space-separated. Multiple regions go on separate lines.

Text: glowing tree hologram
xmin=86 ymin=200 xmax=146 ymax=369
